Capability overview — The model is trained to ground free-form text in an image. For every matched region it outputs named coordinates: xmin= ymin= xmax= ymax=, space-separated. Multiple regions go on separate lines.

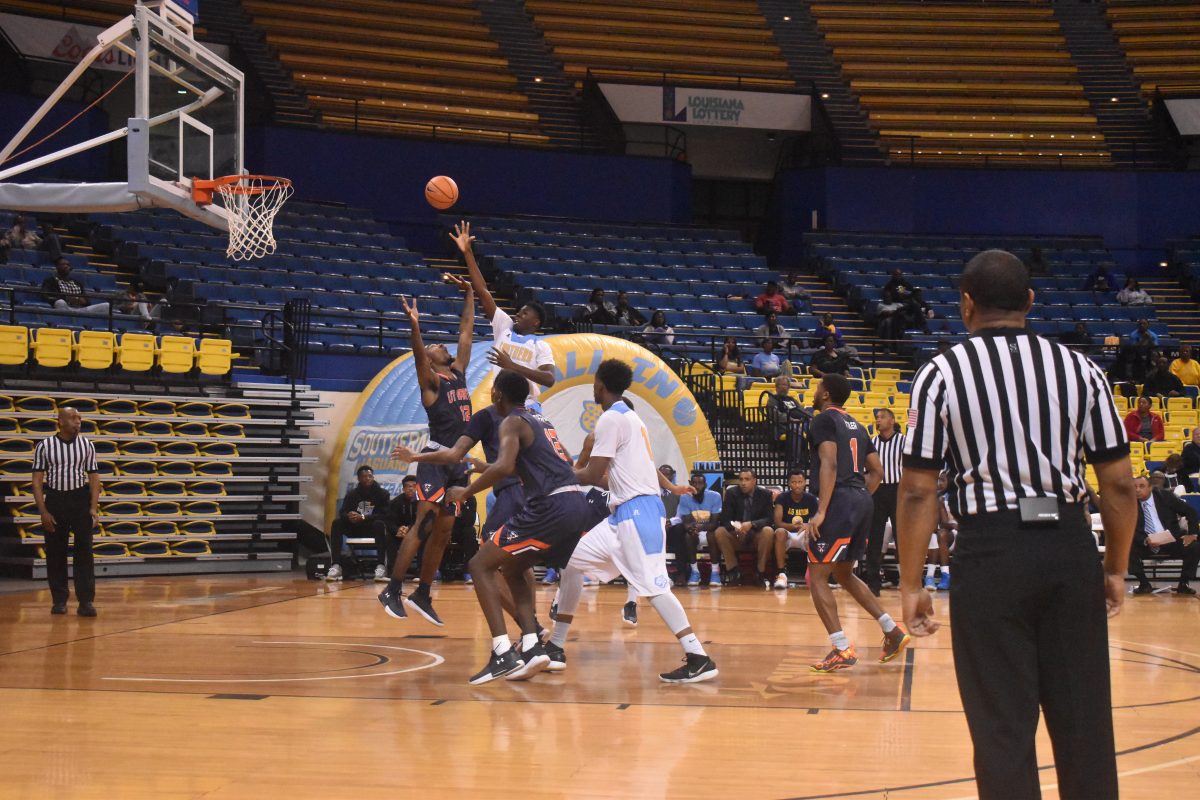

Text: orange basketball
xmin=425 ymin=175 xmax=459 ymax=210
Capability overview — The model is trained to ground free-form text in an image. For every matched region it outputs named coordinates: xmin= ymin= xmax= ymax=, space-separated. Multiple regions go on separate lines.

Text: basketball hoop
xmin=192 ymin=174 xmax=293 ymax=261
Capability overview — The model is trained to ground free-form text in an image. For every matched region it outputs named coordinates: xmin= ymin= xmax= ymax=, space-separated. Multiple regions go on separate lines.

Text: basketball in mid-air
xmin=425 ymin=175 xmax=459 ymax=209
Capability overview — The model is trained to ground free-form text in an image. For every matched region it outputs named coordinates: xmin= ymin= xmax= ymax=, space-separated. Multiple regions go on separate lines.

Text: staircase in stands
xmin=756 ymin=0 xmax=887 ymax=165
xmin=1142 ymin=279 xmax=1200 ymax=347
xmin=474 ymin=0 xmax=605 ymax=149
xmin=791 ymin=274 xmax=908 ymax=372
xmin=1051 ymin=0 xmax=1171 ymax=168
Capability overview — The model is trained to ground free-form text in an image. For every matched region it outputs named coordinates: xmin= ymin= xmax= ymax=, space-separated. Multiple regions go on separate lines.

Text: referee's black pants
xmin=43 ymin=487 xmax=95 ymax=606
xmin=951 ymin=507 xmax=1117 ymax=800
xmin=863 ymin=482 xmax=898 ymax=591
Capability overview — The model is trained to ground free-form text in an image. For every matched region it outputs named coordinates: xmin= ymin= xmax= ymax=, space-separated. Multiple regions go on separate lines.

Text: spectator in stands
xmin=875 ymin=288 xmax=905 ymax=349
xmin=1057 ymin=321 xmax=1092 ymax=347
xmin=812 ymin=312 xmax=841 ymax=346
xmin=1181 ymin=428 xmax=1200 ymax=492
xmin=1162 ymin=454 xmax=1186 ymax=493
xmin=659 ymin=464 xmax=682 ymax=520
xmin=676 ymin=472 xmax=722 ymax=587
xmin=6 ymin=214 xmax=42 ymax=251
xmin=41 ymin=257 xmax=110 ymax=315
xmin=581 ymin=288 xmax=618 ymax=325
xmin=1143 ymin=355 xmax=1184 ymax=398
xmin=810 ymin=334 xmax=850 ymax=378
xmin=780 ymin=272 xmax=810 ymax=313
xmin=901 ymin=287 xmax=935 ymax=332
xmin=641 ymin=311 xmax=674 ymax=346
xmin=755 ymin=281 xmax=793 ymax=316
xmin=1170 ymin=344 xmax=1200 ymax=387
xmin=766 ymin=374 xmax=808 ymax=463
xmin=613 ymin=290 xmax=646 ymax=327
xmin=717 ymin=337 xmax=745 ymax=375
xmin=1130 ymin=475 xmax=1200 ymax=595
xmin=386 ymin=475 xmax=420 ymax=577
xmin=883 ymin=269 xmax=914 ymax=300
xmin=755 ymin=311 xmax=791 ymax=350
xmin=1084 ymin=264 xmax=1115 ymax=293
xmin=750 ymin=338 xmax=782 ymax=378
xmin=711 ymin=468 xmax=775 ymax=585
xmin=326 ymin=465 xmax=392 ymax=582
xmin=1117 ymin=278 xmax=1153 ymax=306
xmin=115 ymin=282 xmax=160 ymax=325
xmin=1124 ymin=395 xmax=1165 ymax=443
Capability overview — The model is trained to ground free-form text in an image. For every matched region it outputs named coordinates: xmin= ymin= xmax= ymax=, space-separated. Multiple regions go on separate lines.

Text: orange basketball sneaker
xmin=880 ymin=627 xmax=912 ymax=663
xmin=811 ymin=646 xmax=858 ymax=673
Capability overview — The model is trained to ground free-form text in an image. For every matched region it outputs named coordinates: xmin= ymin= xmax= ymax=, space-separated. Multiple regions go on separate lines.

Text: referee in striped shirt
xmin=897 ymin=250 xmax=1135 ymax=800
xmin=31 ymin=407 xmax=101 ymax=617
xmin=862 ymin=408 xmax=904 ymax=595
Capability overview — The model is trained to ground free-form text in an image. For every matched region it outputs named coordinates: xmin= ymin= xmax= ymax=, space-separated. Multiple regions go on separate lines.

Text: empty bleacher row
xmin=1107 ymin=1 xmax=1200 ymax=98
xmin=0 ymin=382 xmax=324 ymax=577
xmin=242 ymin=0 xmax=551 ymax=145
xmin=526 ymin=0 xmax=795 ymax=90
xmin=811 ymin=1 xmax=1111 ymax=166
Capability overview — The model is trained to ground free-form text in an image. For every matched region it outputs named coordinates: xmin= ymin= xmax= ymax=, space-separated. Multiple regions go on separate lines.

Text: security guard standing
xmin=31 ymin=407 xmax=101 ymax=616
xmin=896 ymin=250 xmax=1136 ymax=800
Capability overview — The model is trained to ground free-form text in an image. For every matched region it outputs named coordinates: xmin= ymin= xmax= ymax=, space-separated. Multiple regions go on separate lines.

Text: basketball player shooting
xmin=805 ymin=374 xmax=911 ymax=673
xmin=378 ymin=278 xmax=474 ymax=627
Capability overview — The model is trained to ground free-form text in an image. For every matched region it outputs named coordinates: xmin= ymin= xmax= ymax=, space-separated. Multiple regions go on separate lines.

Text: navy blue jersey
xmin=809 ymin=407 xmax=876 ymax=495
xmin=425 ymin=368 xmax=471 ymax=447
xmin=464 ymin=404 xmax=519 ymax=491
xmin=512 ymin=408 xmax=578 ymax=500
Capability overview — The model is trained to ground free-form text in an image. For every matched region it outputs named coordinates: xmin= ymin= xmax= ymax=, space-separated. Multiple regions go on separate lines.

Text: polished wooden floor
xmin=0 ymin=574 xmax=1197 ymax=799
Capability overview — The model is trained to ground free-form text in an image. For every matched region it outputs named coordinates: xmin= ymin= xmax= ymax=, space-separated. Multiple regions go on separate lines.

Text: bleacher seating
xmin=0 ymin=382 xmax=323 ymax=577
xmin=810 ymin=1 xmax=1111 ymax=166
xmin=1107 ymin=1 xmax=1200 ymax=97
xmin=242 ymin=0 xmax=550 ymax=145
xmin=526 ymin=0 xmax=795 ymax=90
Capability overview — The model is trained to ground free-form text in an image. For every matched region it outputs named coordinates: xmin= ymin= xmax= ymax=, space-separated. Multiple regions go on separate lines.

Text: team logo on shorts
xmin=654 ymin=575 xmax=668 ymax=589
xmin=423 ymin=483 xmax=433 ymax=493
xmin=579 ymin=401 xmax=602 ymax=433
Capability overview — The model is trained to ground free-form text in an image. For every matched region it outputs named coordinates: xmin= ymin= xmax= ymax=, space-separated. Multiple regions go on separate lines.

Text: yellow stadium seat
xmin=873 ymin=368 xmax=902 ymax=383
xmin=1147 ymin=442 xmax=1177 ymax=461
xmin=158 ymin=336 xmax=196 ymax=373
xmin=117 ymin=333 xmax=156 ymax=372
xmin=74 ymin=330 xmax=115 ymax=370
xmin=213 ymin=403 xmax=250 ymax=419
xmin=31 ymin=328 xmax=72 ymax=368
xmin=1166 ymin=397 xmax=1194 ymax=412
xmin=862 ymin=392 xmax=892 ymax=409
xmin=1168 ymin=410 xmax=1198 ymax=427
xmin=0 ymin=325 xmax=29 ymax=365
xmin=0 ymin=439 xmax=35 ymax=455
xmin=196 ymin=338 xmax=234 ymax=376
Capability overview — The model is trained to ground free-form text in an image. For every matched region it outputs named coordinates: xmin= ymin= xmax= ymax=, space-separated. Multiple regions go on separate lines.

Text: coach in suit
xmin=1131 ymin=475 xmax=1200 ymax=595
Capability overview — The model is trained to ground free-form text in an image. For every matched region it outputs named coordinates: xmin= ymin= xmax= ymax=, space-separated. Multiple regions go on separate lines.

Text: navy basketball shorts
xmin=414 ymin=446 xmax=469 ymax=506
xmin=808 ymin=486 xmax=873 ymax=564
xmin=481 ymin=481 xmax=525 ymax=539
xmin=581 ymin=487 xmax=611 ymax=533
xmin=489 ymin=488 xmax=589 ymax=569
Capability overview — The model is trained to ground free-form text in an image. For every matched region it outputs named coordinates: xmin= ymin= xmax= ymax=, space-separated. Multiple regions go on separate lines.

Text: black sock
xmin=415 ymin=581 xmax=431 ymax=597
xmin=386 ymin=578 xmax=403 ymax=595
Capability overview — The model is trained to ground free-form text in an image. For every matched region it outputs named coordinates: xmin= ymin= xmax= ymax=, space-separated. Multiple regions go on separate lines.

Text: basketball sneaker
xmin=373 ymin=564 xmax=387 ymax=582
xmin=469 ymin=649 xmax=523 ymax=685
xmin=811 ymin=646 xmax=858 ymax=673
xmin=542 ymin=568 xmax=559 ymax=585
xmin=879 ymin=628 xmax=911 ymax=663
xmin=378 ymin=588 xmax=407 ymax=619
xmin=404 ymin=592 xmax=444 ymax=627
xmin=325 ymin=564 xmax=343 ymax=582
xmin=937 ymin=572 xmax=951 ymax=591
xmin=544 ymin=642 xmax=566 ymax=672
xmin=506 ymin=642 xmax=551 ymax=680
xmin=773 ymin=572 xmax=789 ymax=590
xmin=687 ymin=566 xmax=701 ymax=586
xmin=622 ymin=601 xmax=638 ymax=627
xmin=659 ymin=653 xmax=719 ymax=684
xmin=923 ymin=574 xmax=936 ymax=591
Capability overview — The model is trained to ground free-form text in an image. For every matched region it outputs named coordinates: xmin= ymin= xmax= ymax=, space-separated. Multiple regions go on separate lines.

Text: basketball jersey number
xmin=850 ymin=438 xmax=859 ymax=472
xmin=640 ymin=427 xmax=654 ymax=460
xmin=544 ymin=428 xmax=571 ymax=463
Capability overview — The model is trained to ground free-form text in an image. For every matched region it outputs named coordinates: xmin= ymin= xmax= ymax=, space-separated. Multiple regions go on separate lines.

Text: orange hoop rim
xmin=192 ymin=174 xmax=292 ymax=205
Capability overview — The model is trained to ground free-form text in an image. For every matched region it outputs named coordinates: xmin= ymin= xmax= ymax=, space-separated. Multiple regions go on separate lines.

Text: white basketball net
xmin=213 ymin=176 xmax=293 ymax=261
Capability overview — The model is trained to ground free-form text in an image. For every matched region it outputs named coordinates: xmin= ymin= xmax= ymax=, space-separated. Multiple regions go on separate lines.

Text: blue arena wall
xmin=0 ymin=93 xmax=111 ymax=183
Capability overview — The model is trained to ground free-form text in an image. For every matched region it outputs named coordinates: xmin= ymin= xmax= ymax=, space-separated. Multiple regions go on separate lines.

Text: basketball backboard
xmin=0 ymin=1 xmax=245 ymax=232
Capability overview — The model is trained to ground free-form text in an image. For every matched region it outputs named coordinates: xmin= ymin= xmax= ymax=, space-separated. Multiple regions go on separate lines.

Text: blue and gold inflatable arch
xmin=325 ymin=334 xmax=718 ymax=529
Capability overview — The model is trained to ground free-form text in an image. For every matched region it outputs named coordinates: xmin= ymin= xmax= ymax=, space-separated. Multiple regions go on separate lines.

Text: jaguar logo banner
xmin=325 ymin=334 xmax=718 ymax=529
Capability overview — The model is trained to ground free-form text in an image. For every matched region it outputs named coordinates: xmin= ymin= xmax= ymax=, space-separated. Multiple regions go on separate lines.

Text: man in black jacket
xmin=386 ymin=476 xmax=420 ymax=578
xmin=328 ymin=465 xmax=393 ymax=582
xmin=41 ymin=257 xmax=110 ymax=315
xmin=711 ymin=469 xmax=776 ymax=585
xmin=1131 ymin=475 xmax=1200 ymax=595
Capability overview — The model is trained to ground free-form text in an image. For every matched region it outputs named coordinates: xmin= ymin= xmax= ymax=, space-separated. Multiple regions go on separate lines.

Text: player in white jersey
xmin=548 ymin=359 xmax=718 ymax=684
xmin=453 ymin=221 xmax=555 ymax=404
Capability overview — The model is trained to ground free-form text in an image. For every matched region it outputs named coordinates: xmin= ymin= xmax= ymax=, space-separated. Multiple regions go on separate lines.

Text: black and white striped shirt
xmin=32 ymin=434 xmax=99 ymax=491
xmin=872 ymin=431 xmax=905 ymax=485
xmin=903 ymin=328 xmax=1128 ymax=517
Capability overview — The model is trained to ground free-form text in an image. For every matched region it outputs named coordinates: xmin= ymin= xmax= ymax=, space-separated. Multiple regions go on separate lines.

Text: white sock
xmin=877 ymin=613 xmax=898 ymax=634
xmin=830 ymin=630 xmax=850 ymax=651
xmin=550 ymin=620 xmax=571 ymax=648
xmin=925 ymin=563 xmax=936 ymax=579
xmin=626 ymin=585 xmax=638 ymax=604
xmin=679 ymin=632 xmax=705 ymax=656
xmin=942 ymin=566 xmax=950 ymax=576
xmin=520 ymin=632 xmax=538 ymax=652
xmin=649 ymin=592 xmax=706 ymax=656
xmin=492 ymin=634 xmax=512 ymax=655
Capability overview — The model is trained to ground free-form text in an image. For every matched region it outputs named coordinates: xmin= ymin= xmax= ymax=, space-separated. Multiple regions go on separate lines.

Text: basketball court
xmin=0 ymin=576 xmax=1195 ymax=798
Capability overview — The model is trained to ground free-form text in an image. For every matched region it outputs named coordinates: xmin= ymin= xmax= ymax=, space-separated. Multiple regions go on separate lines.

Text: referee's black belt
xmin=958 ymin=500 xmax=1089 ymax=531
xmin=45 ymin=486 xmax=89 ymax=495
